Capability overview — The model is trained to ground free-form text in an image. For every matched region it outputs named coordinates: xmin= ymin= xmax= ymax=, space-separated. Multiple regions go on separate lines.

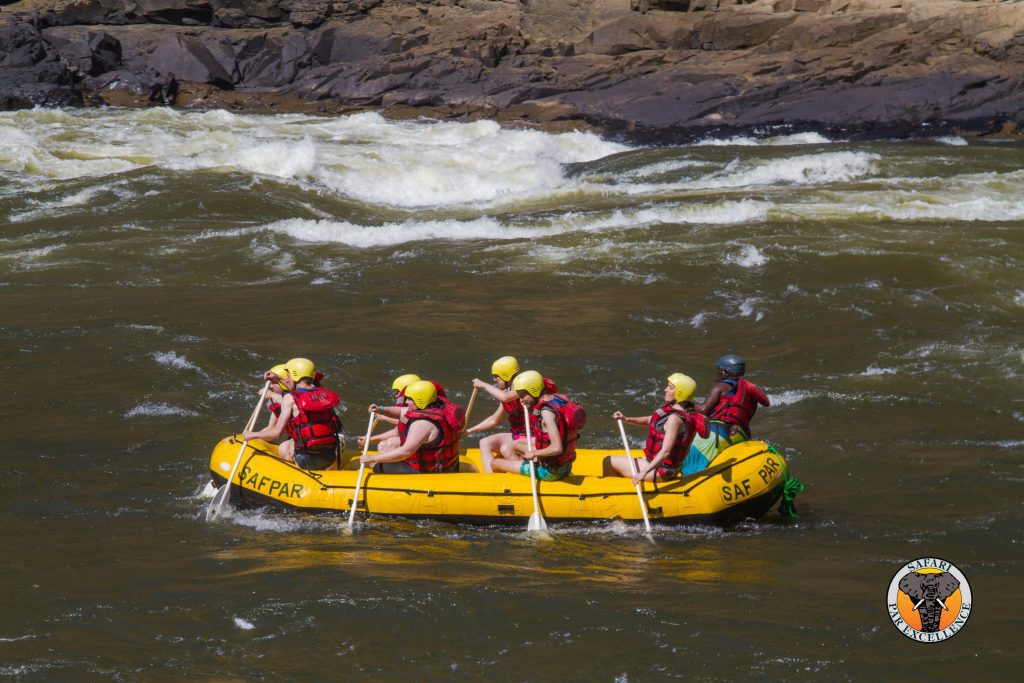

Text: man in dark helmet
xmin=693 ymin=354 xmax=770 ymax=457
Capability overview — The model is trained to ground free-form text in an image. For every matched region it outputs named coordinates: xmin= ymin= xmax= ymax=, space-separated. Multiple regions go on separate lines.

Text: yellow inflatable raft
xmin=209 ymin=437 xmax=793 ymax=527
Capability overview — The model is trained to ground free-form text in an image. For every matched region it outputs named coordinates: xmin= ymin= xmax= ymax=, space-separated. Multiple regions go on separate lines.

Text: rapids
xmin=1 ymin=108 xmax=1020 ymax=679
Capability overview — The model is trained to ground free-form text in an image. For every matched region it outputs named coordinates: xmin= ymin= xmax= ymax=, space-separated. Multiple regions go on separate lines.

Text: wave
xmin=726 ymin=245 xmax=768 ymax=268
xmin=692 ymin=132 xmax=834 ymax=147
xmin=691 ymin=152 xmax=878 ymax=190
xmin=0 ymin=109 xmax=627 ymax=209
xmin=125 ymin=403 xmax=198 ymax=418
xmin=233 ymin=617 xmax=256 ymax=630
xmin=151 ymin=351 xmax=200 ymax=371
xmin=263 ymin=200 xmax=770 ymax=248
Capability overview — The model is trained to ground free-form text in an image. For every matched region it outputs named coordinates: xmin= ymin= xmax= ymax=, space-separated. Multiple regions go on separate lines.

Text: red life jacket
xmin=266 ymin=399 xmax=282 ymax=417
xmin=398 ymin=398 xmax=465 ymax=473
xmin=643 ymin=403 xmax=708 ymax=470
xmin=530 ymin=394 xmax=586 ymax=468
xmin=286 ymin=387 xmax=342 ymax=453
xmin=709 ymin=377 xmax=767 ymax=434
xmin=502 ymin=399 xmax=527 ymax=438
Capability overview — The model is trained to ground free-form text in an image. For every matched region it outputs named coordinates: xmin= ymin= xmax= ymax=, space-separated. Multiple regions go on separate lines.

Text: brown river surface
xmin=1 ymin=108 xmax=1022 ymax=680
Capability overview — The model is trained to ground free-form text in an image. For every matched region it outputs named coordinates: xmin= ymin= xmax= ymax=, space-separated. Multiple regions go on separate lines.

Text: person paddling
xmin=489 ymin=371 xmax=584 ymax=481
xmin=694 ymin=354 xmax=770 ymax=456
xmin=465 ymin=356 xmax=527 ymax=464
xmin=604 ymin=373 xmax=710 ymax=483
xmin=365 ymin=374 xmax=451 ymax=451
xmin=360 ymin=380 xmax=465 ymax=474
xmin=258 ymin=362 xmax=292 ymax=431
xmin=372 ymin=373 xmax=421 ymax=427
xmin=242 ymin=358 xmax=343 ymax=470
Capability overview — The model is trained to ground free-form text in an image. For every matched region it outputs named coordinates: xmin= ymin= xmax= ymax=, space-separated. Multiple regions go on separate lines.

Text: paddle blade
xmin=528 ymin=511 xmax=548 ymax=532
xmin=206 ymin=485 xmax=229 ymax=521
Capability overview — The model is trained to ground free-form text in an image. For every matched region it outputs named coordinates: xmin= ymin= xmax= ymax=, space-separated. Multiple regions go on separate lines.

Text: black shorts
xmin=294 ymin=449 xmax=336 ymax=470
xmin=373 ymin=460 xmax=418 ymax=474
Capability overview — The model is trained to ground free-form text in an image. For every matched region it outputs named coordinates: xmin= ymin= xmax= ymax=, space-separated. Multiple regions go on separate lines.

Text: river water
xmin=1 ymin=108 xmax=1021 ymax=679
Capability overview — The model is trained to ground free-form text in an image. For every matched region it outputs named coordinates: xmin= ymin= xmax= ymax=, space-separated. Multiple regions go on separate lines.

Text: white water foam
xmin=861 ymin=365 xmax=897 ymax=376
xmin=737 ymin=297 xmax=765 ymax=321
xmin=0 ymin=109 xmax=628 ymax=209
xmin=727 ymin=244 xmax=768 ymax=267
xmin=769 ymin=390 xmax=816 ymax=406
xmin=264 ymin=200 xmax=770 ymax=248
xmin=9 ymin=186 xmax=107 ymax=223
xmin=933 ymin=136 xmax=968 ymax=146
xmin=151 ymin=351 xmax=200 ymax=371
xmin=692 ymin=152 xmax=878 ymax=190
xmin=125 ymin=403 xmax=198 ymax=418
xmin=233 ymin=617 xmax=256 ymax=630
xmin=692 ymin=132 xmax=833 ymax=147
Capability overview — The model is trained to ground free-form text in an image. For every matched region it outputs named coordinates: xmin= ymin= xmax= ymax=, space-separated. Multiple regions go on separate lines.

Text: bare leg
xmin=602 ymin=455 xmax=646 ymax=478
xmin=479 ymin=433 xmax=514 ymax=473
xmin=278 ymin=439 xmax=296 ymax=463
xmin=491 ymin=456 xmax=526 ymax=474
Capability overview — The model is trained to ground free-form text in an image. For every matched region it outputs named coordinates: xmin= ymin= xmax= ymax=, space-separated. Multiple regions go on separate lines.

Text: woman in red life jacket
xmin=360 ymin=380 xmax=465 ymax=474
xmin=465 ymin=356 xmax=527 ymax=469
xmin=695 ymin=354 xmax=770 ymax=454
xmin=258 ymin=362 xmax=292 ymax=430
xmin=603 ymin=373 xmax=710 ymax=483
xmin=361 ymin=375 xmax=451 ymax=453
xmin=489 ymin=370 xmax=583 ymax=482
xmin=242 ymin=358 xmax=343 ymax=470
xmin=371 ymin=373 xmax=421 ymax=430
xmin=363 ymin=373 xmax=420 ymax=454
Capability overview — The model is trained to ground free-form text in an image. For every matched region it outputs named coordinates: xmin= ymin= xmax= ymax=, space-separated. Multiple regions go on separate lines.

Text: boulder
xmin=148 ymin=32 xmax=233 ymax=86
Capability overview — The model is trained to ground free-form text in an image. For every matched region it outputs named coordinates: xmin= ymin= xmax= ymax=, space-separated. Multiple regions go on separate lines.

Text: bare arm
xmin=472 ymin=378 xmax=518 ymax=402
xmin=362 ymin=420 xmax=436 ymax=464
xmin=635 ymin=414 xmax=681 ymax=482
xmin=367 ymin=403 xmax=401 ymax=425
xmin=697 ymin=382 xmax=728 ymax=416
xmin=612 ymin=410 xmax=652 ymax=427
xmin=243 ymin=394 xmax=294 ymax=441
xmin=526 ymin=410 xmax=563 ymax=460
xmin=466 ymin=404 xmax=505 ymax=434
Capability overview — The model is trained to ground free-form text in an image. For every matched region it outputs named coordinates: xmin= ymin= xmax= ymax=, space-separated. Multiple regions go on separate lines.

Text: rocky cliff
xmin=2 ymin=0 xmax=1023 ymax=141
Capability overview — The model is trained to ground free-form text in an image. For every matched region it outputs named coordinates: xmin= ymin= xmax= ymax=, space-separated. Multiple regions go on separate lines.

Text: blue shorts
xmin=680 ymin=446 xmax=711 ymax=476
xmin=519 ymin=461 xmax=571 ymax=481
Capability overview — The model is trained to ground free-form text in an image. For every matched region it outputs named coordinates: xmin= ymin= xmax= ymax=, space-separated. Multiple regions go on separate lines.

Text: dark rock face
xmin=0 ymin=22 xmax=82 ymax=107
xmin=2 ymin=0 xmax=1023 ymax=141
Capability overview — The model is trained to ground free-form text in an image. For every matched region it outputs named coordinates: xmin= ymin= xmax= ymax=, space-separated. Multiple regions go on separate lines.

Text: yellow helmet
xmin=268 ymin=363 xmax=290 ymax=389
xmin=667 ymin=373 xmax=697 ymax=402
xmin=392 ymin=373 xmax=421 ymax=392
xmin=491 ymin=356 xmax=520 ymax=382
xmin=404 ymin=380 xmax=438 ymax=409
xmin=286 ymin=357 xmax=316 ymax=382
xmin=512 ymin=370 xmax=545 ymax=398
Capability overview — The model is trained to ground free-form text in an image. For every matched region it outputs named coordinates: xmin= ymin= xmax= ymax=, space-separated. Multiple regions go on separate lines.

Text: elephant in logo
xmin=899 ymin=571 xmax=960 ymax=632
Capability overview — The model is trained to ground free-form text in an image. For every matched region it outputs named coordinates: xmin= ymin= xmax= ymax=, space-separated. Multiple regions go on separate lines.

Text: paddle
xmin=463 ymin=386 xmax=479 ymax=429
xmin=617 ymin=418 xmax=653 ymax=536
xmin=207 ymin=380 xmax=272 ymax=521
xmin=523 ymin=403 xmax=549 ymax=533
xmin=344 ymin=413 xmax=378 ymax=534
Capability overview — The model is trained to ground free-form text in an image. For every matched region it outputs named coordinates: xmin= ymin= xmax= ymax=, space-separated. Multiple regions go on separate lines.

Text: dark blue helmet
xmin=715 ymin=354 xmax=745 ymax=377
